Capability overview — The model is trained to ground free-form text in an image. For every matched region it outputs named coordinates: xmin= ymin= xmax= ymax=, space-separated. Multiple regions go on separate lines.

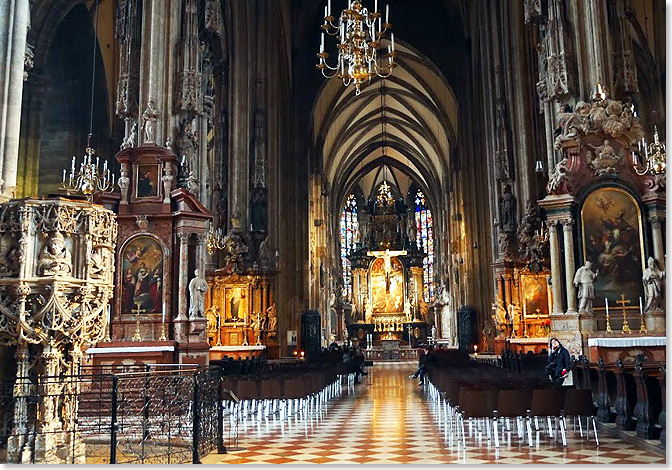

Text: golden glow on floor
xmin=203 ymin=363 xmax=665 ymax=464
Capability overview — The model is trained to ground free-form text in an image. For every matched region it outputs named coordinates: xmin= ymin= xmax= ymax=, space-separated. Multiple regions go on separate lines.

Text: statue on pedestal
xmin=142 ymin=100 xmax=159 ymax=144
xmin=266 ymin=302 xmax=277 ymax=335
xmin=188 ymin=269 xmax=209 ymax=318
xmin=643 ymin=257 xmax=665 ymax=312
xmin=574 ymin=261 xmax=598 ymax=312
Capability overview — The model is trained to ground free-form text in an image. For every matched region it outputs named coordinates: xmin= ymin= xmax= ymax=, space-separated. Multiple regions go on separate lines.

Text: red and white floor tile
xmin=202 ymin=363 xmax=665 ymax=464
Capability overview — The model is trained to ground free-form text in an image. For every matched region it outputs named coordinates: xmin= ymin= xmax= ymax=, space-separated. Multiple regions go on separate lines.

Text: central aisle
xmin=203 ymin=363 xmax=665 ymax=465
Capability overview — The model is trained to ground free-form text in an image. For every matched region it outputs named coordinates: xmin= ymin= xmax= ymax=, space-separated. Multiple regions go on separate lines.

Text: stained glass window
xmin=415 ymin=190 xmax=435 ymax=302
xmin=340 ymin=194 xmax=359 ymax=300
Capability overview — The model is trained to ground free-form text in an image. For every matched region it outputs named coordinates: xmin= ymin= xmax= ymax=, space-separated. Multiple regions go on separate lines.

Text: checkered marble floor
xmin=203 ymin=363 xmax=666 ymax=464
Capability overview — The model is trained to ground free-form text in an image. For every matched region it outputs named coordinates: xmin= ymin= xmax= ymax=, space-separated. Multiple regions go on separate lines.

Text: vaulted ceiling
xmin=312 ymin=41 xmax=458 ymax=213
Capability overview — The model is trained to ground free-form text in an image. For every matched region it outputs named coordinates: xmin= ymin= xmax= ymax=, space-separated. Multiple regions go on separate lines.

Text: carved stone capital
xmin=560 ymin=218 xmax=575 ymax=229
xmin=648 ymin=215 xmax=665 ymax=228
xmin=177 ymin=232 xmax=190 ymax=245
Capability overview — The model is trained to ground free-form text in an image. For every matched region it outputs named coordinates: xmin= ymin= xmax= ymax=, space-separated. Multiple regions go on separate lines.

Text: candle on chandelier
xmin=374 ymin=0 xmax=378 ymax=13
xmin=62 ymin=169 xmax=66 ymax=183
xmin=320 ymin=32 xmax=325 ymax=52
xmin=340 ymin=23 xmax=345 ymax=42
xmin=391 ymin=32 xmax=395 ymax=51
xmin=386 ymin=4 xmax=389 ymax=23
xmin=328 ymin=0 xmax=331 ymax=16
xmin=71 ymin=156 xmax=76 ymax=172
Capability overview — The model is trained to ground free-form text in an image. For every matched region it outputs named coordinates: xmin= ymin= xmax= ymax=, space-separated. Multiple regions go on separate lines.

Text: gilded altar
xmin=205 ymin=271 xmax=278 ymax=357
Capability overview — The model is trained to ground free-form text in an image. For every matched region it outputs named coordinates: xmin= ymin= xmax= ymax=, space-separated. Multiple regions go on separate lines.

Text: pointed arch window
xmin=340 ymin=194 xmax=359 ymax=299
xmin=415 ymin=190 xmax=434 ymax=302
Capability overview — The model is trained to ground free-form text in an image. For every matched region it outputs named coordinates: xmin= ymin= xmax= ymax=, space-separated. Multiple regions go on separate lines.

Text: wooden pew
xmin=632 ymin=361 xmax=663 ymax=439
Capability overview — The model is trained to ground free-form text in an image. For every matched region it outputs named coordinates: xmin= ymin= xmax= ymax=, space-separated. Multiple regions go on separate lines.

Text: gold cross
xmin=615 ymin=294 xmax=630 ymax=309
xmin=616 ymin=294 xmax=631 ymax=334
xmin=132 ymin=302 xmax=145 ymax=342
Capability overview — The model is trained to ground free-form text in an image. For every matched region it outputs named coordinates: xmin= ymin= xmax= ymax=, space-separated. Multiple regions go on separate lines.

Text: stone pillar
xmin=16 ymin=72 xmax=49 ymax=198
xmin=649 ymin=215 xmax=665 ymax=269
xmin=0 ymin=0 xmax=30 ymax=197
xmin=195 ymin=233 xmax=206 ymax=273
xmin=562 ymin=218 xmax=577 ymax=313
xmin=548 ymin=220 xmax=565 ymax=314
xmin=410 ymin=267 xmax=424 ymax=320
xmin=176 ymin=232 xmax=190 ymax=319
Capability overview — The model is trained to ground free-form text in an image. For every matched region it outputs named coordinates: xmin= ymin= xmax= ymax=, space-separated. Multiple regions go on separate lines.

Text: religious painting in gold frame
xmin=520 ymin=274 xmax=551 ymax=318
xmin=121 ymin=235 xmax=164 ymax=315
xmin=581 ymin=187 xmax=645 ymax=308
xmin=135 ymin=164 xmax=160 ymax=199
xmin=370 ymin=256 xmax=404 ymax=314
xmin=223 ymin=285 xmax=248 ymax=325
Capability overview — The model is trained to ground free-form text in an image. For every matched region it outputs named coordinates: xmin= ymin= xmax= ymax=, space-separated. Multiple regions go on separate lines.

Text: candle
xmin=374 ymin=0 xmax=378 ymax=13
xmin=605 ymin=298 xmax=609 ymax=315
xmin=341 ymin=23 xmax=345 ymax=42
xmin=107 ymin=304 xmax=110 ymax=324
xmin=62 ymin=169 xmax=66 ymax=182
xmin=324 ymin=5 xmax=327 ymax=20
xmin=328 ymin=0 xmax=331 ymax=16
xmin=385 ymin=4 xmax=389 ymax=23
xmin=162 ymin=307 xmax=166 ymax=324
xmin=639 ymin=297 xmax=643 ymax=315
xmin=391 ymin=32 xmax=395 ymax=51
xmin=320 ymin=32 xmax=325 ymax=52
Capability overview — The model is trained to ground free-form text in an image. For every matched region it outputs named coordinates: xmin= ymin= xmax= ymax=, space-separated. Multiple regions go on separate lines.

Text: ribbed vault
xmin=312 ymin=41 xmax=458 ymax=214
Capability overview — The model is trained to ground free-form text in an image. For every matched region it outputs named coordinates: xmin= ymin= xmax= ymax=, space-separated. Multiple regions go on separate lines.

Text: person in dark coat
xmin=547 ymin=337 xmax=571 ymax=387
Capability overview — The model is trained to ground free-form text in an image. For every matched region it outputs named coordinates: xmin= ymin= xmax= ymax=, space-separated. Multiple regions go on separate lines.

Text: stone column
xmin=548 ymin=220 xmax=565 ymax=314
xmin=0 ymin=0 xmax=30 ymax=197
xmin=195 ymin=233 xmax=206 ymax=273
xmin=649 ymin=215 xmax=665 ymax=268
xmin=176 ymin=232 xmax=190 ymax=319
xmin=561 ymin=218 xmax=577 ymax=313
xmin=16 ymin=72 xmax=49 ymax=198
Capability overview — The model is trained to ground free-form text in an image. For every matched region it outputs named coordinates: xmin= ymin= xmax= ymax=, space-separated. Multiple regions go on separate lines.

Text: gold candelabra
xmin=206 ymin=222 xmax=226 ymax=255
xmin=60 ymin=134 xmax=115 ymax=202
xmin=605 ymin=303 xmax=613 ymax=334
xmin=158 ymin=322 xmax=167 ymax=341
xmin=616 ymin=294 xmax=631 ymax=334
xmin=131 ymin=302 xmax=145 ymax=342
xmin=633 ymin=125 xmax=666 ymax=176
xmin=317 ymin=0 xmax=396 ymax=95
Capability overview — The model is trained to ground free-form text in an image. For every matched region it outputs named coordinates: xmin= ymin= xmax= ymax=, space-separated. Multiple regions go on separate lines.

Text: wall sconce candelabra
xmin=633 ymin=125 xmax=666 ymax=177
xmin=317 ymin=0 xmax=396 ymax=95
xmin=206 ymin=222 xmax=226 ymax=255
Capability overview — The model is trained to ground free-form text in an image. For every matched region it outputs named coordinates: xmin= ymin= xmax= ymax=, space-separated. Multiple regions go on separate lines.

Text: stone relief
xmin=586 ymin=139 xmax=622 ymax=176
xmin=37 ymin=231 xmax=72 ymax=277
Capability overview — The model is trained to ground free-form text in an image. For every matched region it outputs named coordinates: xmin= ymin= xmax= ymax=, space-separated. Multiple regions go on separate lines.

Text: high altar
xmin=344 ymin=183 xmax=429 ymax=352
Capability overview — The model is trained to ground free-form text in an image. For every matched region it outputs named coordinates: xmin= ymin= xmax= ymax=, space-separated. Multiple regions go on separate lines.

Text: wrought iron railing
xmin=0 ymin=366 xmax=226 ymax=464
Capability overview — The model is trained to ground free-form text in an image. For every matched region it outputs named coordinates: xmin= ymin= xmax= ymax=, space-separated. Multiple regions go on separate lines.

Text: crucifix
xmin=367 ymin=249 xmax=406 ymax=293
xmin=131 ymin=302 xmax=146 ymax=342
xmin=616 ymin=294 xmax=631 ymax=334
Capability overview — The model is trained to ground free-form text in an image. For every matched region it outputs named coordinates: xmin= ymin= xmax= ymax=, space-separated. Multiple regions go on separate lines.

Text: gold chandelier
xmin=633 ymin=125 xmax=666 ymax=176
xmin=317 ymin=0 xmax=396 ymax=95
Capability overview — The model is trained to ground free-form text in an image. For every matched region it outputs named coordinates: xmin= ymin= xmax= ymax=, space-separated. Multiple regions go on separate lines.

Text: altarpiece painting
xmin=581 ymin=187 xmax=645 ymax=307
xmin=370 ymin=257 xmax=404 ymax=314
xmin=121 ymin=236 xmax=164 ymax=314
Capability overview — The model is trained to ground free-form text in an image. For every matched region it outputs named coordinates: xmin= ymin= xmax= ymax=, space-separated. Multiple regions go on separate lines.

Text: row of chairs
xmin=221 ymin=364 xmax=357 ymax=421
xmin=426 ymin=366 xmax=599 ymax=448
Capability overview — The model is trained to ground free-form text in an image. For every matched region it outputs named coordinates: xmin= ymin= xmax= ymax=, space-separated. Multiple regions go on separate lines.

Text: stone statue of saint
xmin=142 ymin=100 xmax=159 ymax=144
xmin=188 ymin=269 xmax=209 ymax=318
xmin=574 ymin=261 xmax=598 ymax=312
xmin=498 ymin=184 xmax=517 ymax=233
xmin=642 ymin=257 xmax=665 ymax=311
xmin=38 ymin=232 xmax=72 ymax=276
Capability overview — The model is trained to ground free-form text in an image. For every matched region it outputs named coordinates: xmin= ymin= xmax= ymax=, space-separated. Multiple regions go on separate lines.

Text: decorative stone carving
xmin=612 ymin=0 xmax=639 ymax=95
xmin=523 ymin=0 xmax=542 ymax=24
xmin=253 ymin=108 xmax=267 ymax=188
xmin=175 ymin=0 xmax=202 ymax=115
xmin=175 ymin=118 xmax=198 ymax=170
xmin=221 ymin=212 xmax=249 ymax=274
xmin=494 ymin=99 xmax=512 ymax=181
xmin=37 ymin=231 xmax=72 ymax=276
xmin=642 ymin=257 xmax=665 ymax=312
xmin=517 ymin=201 xmax=549 ymax=273
xmin=188 ymin=269 xmax=209 ymax=318
xmin=555 ymin=98 xmax=642 ymax=148
xmin=142 ymin=100 xmax=160 ymax=144
xmin=23 ymin=43 xmax=34 ymax=81
xmin=574 ymin=261 xmax=598 ymax=313
xmin=499 ymin=184 xmax=517 ymax=233
xmin=162 ymin=166 xmax=174 ymax=203
xmin=535 ymin=1 xmax=575 ymax=104
xmin=0 ymin=233 xmax=20 ymax=277
xmin=115 ymin=0 xmax=140 ymax=121
xmin=259 ymin=236 xmax=277 ymax=270
xmin=186 ymin=170 xmax=199 ymax=195
xmin=0 ymin=199 xmax=117 ymax=464
xmin=546 ymin=157 xmax=572 ymax=194
xmin=586 ymin=139 xmax=622 ymax=175
xmin=118 ymin=167 xmax=130 ymax=204
xmin=120 ymin=121 xmax=137 ymax=150
xmin=204 ymin=0 xmax=222 ymax=34
xmin=266 ymin=302 xmax=277 ymax=333
xmin=135 ymin=215 xmax=149 ymax=231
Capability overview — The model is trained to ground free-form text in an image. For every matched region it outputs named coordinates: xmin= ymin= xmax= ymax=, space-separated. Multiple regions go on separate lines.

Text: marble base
xmin=578 ymin=312 xmax=597 ymax=333
xmin=645 ymin=310 xmax=665 ymax=332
